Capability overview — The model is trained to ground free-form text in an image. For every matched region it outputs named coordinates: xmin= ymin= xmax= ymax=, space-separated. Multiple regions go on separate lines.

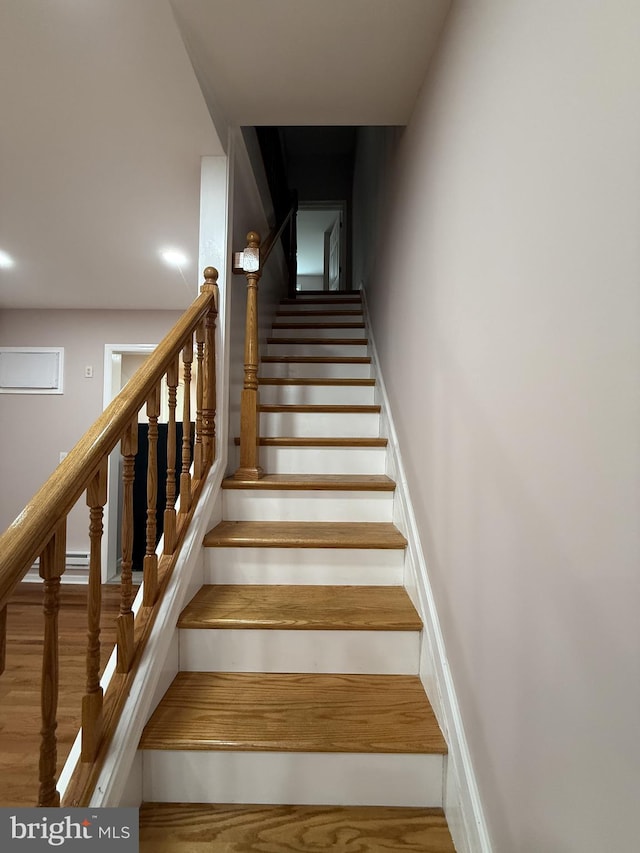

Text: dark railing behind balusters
xmin=0 ymin=267 xmax=219 ymax=807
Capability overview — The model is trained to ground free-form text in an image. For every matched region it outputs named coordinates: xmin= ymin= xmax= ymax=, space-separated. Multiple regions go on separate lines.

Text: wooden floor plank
xmin=139 ymin=672 xmax=447 ymax=754
xmin=0 ymin=582 xmax=133 ymax=806
xmin=203 ymin=521 xmax=408 ymax=549
xmin=139 ymin=803 xmax=456 ymax=853
xmin=178 ymin=585 xmax=422 ymax=631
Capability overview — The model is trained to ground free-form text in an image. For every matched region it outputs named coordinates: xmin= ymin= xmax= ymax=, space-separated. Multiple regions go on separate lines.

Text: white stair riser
xmin=259 ymin=384 xmax=375 ymax=405
xmin=260 ymin=410 xmax=379 ymax=438
xmin=238 ymin=445 xmax=386 ymax=475
xmin=271 ymin=327 xmax=367 ymax=339
xmin=276 ymin=314 xmax=364 ymax=324
xmin=204 ymin=547 xmax=405 ymax=586
xmin=261 ymin=362 xmax=372 ymax=379
xmin=179 ymin=629 xmax=420 ymax=675
xmin=141 ymin=751 xmax=443 ymax=807
xmin=222 ymin=490 xmax=394 ymax=522
xmin=267 ymin=342 xmax=369 ymax=358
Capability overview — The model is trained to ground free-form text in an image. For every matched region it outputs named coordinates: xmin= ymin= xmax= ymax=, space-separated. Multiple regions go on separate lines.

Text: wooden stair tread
xmin=259 ymin=403 xmax=380 ymax=413
xmin=233 ymin=437 xmax=388 ymax=447
xmin=204 ymin=521 xmax=407 ymax=549
xmin=222 ymin=474 xmax=395 ymax=491
xmin=139 ymin=803 xmax=456 ymax=852
xmin=277 ymin=309 xmax=363 ymax=316
xmin=272 ymin=323 xmax=366 ymax=330
xmin=267 ymin=337 xmax=368 ymax=345
xmin=139 ymin=672 xmax=447 ymax=754
xmin=260 ymin=377 xmax=375 ymax=386
xmin=281 ymin=297 xmax=362 ymax=304
xmin=262 ymin=355 xmax=371 ymax=363
xmin=179 ymin=585 xmax=422 ymax=631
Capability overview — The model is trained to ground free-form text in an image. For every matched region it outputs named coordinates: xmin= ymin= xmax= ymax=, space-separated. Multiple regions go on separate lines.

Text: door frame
xmin=298 ymin=200 xmax=347 ymax=291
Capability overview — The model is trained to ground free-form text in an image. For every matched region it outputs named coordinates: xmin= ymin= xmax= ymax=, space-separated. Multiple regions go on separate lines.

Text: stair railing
xmin=0 ymin=267 xmax=219 ymax=807
xmin=232 ymin=199 xmax=297 ymax=480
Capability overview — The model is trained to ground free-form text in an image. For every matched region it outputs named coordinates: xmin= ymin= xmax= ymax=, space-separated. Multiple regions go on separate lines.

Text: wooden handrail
xmin=0 ymin=288 xmax=213 ymax=611
xmin=0 ymin=267 xmax=219 ymax=806
xmin=233 ymin=200 xmax=297 ymax=480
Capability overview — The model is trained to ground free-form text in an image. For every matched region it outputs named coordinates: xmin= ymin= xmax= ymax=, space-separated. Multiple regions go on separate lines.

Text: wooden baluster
xmin=235 ymin=231 xmax=264 ymax=480
xmin=117 ymin=418 xmax=137 ymax=673
xmin=180 ymin=337 xmax=193 ymax=514
xmin=164 ymin=359 xmax=179 ymax=554
xmin=82 ymin=460 xmax=107 ymax=762
xmin=38 ymin=521 xmax=66 ymax=807
xmin=0 ymin=605 xmax=6 ymax=676
xmin=143 ymin=386 xmax=160 ymax=606
xmin=201 ymin=267 xmax=219 ymax=469
xmin=194 ymin=321 xmax=205 ymax=480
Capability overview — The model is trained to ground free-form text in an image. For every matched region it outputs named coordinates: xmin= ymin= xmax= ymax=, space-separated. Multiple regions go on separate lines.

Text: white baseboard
xmin=361 ymin=287 xmax=492 ymax=853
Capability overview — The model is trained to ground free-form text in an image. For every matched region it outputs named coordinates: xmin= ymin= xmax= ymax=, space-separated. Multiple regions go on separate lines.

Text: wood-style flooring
xmin=0 ymin=582 xmax=130 ymax=806
xmin=139 ymin=672 xmax=447 ymax=754
xmin=139 ymin=803 xmax=456 ymax=852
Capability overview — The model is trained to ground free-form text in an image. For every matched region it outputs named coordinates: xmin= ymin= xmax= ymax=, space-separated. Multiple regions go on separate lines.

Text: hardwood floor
xmin=0 ymin=582 xmax=130 ymax=806
xmin=139 ymin=803 xmax=456 ymax=852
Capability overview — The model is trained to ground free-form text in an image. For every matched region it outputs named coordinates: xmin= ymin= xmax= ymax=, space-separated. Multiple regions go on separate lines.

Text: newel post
xmin=200 ymin=267 xmax=219 ymax=471
xmin=234 ymin=231 xmax=264 ymax=480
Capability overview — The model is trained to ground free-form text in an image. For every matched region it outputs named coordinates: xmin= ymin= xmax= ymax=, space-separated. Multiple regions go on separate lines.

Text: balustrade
xmin=0 ymin=267 xmax=219 ymax=806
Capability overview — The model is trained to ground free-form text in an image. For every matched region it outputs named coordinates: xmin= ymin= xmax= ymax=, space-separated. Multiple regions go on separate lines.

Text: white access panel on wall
xmin=0 ymin=347 xmax=64 ymax=393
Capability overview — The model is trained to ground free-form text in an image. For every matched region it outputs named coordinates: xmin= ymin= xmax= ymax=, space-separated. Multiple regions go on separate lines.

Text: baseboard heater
xmin=30 ymin=551 xmax=90 ymax=570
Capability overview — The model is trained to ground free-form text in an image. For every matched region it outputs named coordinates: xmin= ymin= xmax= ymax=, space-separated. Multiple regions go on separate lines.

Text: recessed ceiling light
xmin=160 ymin=247 xmax=189 ymax=268
xmin=0 ymin=250 xmax=15 ymax=269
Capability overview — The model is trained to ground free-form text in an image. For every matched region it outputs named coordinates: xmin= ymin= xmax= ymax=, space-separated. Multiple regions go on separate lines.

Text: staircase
xmin=137 ymin=292 xmax=456 ymax=851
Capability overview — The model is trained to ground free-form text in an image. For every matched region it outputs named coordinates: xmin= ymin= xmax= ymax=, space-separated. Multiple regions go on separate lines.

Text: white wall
xmin=0 ymin=310 xmax=180 ymax=550
xmin=357 ymin=2 xmax=640 ymax=851
xmin=225 ymin=129 xmax=288 ymax=475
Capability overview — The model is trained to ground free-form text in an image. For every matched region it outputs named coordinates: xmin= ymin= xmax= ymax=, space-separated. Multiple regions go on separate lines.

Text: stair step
xmin=260 ymin=403 xmax=380 ymax=414
xmin=267 ymin=341 xmax=369 ymax=359
xmin=179 ymin=585 xmax=422 ymax=631
xmin=259 ymin=382 xmax=376 ymax=406
xmin=139 ymin=803 xmax=456 ymax=853
xmin=178 ymin=585 xmax=422 ymax=674
xmin=260 ymin=378 xmax=375 ymax=386
xmin=277 ymin=308 xmax=363 ymax=317
xmin=223 ymin=474 xmax=395 ymax=491
xmin=261 ymin=356 xmax=372 ymax=379
xmin=272 ymin=322 xmax=366 ymax=330
xmin=204 ymin=521 xmax=407 ymax=549
xmin=281 ymin=296 xmax=362 ymax=304
xmin=233 ymin=436 xmax=386 ymax=446
xmin=267 ymin=337 xmax=367 ymax=345
xmin=140 ymin=672 xmax=446 ymax=754
xmin=262 ymin=356 xmax=371 ymax=363
xmin=259 ymin=406 xmax=380 ymax=438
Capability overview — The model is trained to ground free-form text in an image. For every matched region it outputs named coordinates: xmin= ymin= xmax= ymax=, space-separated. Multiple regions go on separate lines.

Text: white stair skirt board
xmin=267 ymin=342 xmax=369 ymax=358
xmin=178 ymin=629 xmax=420 ymax=675
xmin=243 ymin=445 xmax=386 ymax=475
xmin=260 ymin=361 xmax=372 ymax=380
xmin=270 ymin=327 xmax=368 ymax=339
xmin=204 ymin=547 xmax=405 ymax=586
xmin=222 ymin=489 xmax=394 ymax=523
xmin=260 ymin=410 xmax=379 ymax=438
xmin=259 ymin=384 xmax=376 ymax=406
xmin=141 ymin=751 xmax=444 ymax=807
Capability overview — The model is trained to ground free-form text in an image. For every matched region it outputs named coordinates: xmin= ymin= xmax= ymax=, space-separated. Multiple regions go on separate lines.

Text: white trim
xmin=360 ymin=287 xmax=493 ymax=853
